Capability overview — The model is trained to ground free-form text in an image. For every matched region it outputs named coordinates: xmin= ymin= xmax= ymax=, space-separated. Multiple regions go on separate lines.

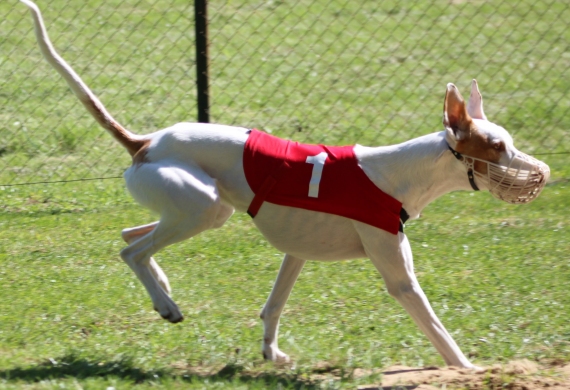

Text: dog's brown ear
xmin=467 ymin=79 xmax=487 ymax=120
xmin=443 ymin=83 xmax=472 ymax=141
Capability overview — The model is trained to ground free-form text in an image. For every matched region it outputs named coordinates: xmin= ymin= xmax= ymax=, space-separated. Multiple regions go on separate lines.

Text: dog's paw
xmin=154 ymin=302 xmax=183 ymax=323
xmin=262 ymin=348 xmax=291 ymax=364
xmin=457 ymin=363 xmax=484 ymax=373
xmin=471 ymin=365 xmax=485 ymax=373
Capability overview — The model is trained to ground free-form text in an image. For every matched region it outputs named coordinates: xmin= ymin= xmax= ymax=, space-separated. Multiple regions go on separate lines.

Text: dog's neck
xmin=355 ymin=131 xmax=475 ymax=220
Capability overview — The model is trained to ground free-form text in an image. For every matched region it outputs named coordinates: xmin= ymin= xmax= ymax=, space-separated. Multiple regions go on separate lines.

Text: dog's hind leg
xmin=122 ymin=222 xmax=158 ymax=241
xmin=260 ymin=253 xmax=306 ymax=363
xmin=355 ymin=222 xmax=474 ymax=368
xmin=121 ymin=201 xmax=233 ymax=301
xmin=121 ymin=162 xmax=225 ymax=323
xmin=121 ymin=222 xmax=171 ymax=295
xmin=121 ymin=211 xmax=222 ymax=322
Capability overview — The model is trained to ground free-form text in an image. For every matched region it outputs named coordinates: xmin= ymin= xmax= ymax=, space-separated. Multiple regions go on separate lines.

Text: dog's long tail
xmin=20 ymin=0 xmax=147 ymax=157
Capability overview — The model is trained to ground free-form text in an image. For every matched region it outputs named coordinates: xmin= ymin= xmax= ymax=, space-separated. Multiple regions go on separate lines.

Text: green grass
xmin=0 ymin=180 xmax=569 ymax=388
xmin=1 ymin=0 xmax=570 ymax=388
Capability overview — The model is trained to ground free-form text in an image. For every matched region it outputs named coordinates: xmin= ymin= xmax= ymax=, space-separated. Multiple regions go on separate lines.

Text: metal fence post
xmin=195 ymin=0 xmax=209 ymax=123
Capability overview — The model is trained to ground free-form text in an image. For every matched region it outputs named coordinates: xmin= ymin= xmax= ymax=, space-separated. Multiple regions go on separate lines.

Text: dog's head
xmin=443 ymin=80 xmax=549 ymax=204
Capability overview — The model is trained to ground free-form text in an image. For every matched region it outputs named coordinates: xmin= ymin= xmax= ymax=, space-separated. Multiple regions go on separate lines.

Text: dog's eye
xmin=492 ymin=141 xmax=505 ymax=152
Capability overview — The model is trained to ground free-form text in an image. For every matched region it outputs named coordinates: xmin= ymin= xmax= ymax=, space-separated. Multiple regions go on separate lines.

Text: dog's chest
xmin=252 ymin=202 xmax=367 ymax=260
xmin=243 ymin=130 xmax=402 ymax=234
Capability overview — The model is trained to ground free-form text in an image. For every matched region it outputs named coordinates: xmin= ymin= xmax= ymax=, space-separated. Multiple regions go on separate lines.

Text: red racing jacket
xmin=243 ymin=129 xmax=404 ymax=235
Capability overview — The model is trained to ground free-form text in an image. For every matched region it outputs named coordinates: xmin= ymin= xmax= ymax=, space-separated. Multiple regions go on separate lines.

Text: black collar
xmin=398 ymin=207 xmax=409 ymax=233
xmin=399 ymin=144 xmax=479 ymax=234
xmin=447 ymin=145 xmax=480 ymax=191
xmin=397 ymin=144 xmax=478 ymax=234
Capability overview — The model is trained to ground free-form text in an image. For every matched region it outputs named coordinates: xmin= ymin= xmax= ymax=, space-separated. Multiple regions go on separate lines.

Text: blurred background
xmin=1 ymin=0 xmax=569 ymax=186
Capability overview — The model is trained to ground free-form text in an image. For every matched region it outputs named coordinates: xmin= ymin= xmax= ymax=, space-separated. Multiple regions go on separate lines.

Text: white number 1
xmin=305 ymin=152 xmax=328 ymax=198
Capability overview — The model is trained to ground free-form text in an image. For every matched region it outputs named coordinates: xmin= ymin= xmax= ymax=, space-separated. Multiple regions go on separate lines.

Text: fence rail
xmin=1 ymin=0 xmax=569 ymax=186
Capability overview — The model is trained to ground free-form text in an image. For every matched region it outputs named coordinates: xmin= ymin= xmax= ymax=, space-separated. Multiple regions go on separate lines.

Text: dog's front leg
xmin=354 ymin=222 xmax=474 ymax=368
xmin=260 ymin=253 xmax=306 ymax=363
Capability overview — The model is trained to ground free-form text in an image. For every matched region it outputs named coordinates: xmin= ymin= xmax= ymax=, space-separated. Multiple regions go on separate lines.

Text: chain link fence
xmin=1 ymin=0 xmax=569 ymax=186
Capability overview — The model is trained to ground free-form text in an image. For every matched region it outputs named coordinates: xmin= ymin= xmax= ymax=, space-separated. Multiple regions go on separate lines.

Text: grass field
xmin=1 ymin=0 xmax=570 ymax=388
xmin=1 ymin=180 xmax=569 ymax=388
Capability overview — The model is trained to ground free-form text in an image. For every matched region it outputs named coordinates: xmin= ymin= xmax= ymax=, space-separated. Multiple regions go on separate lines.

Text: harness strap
xmin=247 ymin=161 xmax=290 ymax=218
xmin=448 ymin=145 xmax=480 ymax=191
xmin=247 ymin=176 xmax=276 ymax=218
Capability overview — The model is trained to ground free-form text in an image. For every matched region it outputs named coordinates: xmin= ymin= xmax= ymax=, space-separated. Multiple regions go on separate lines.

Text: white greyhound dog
xmin=21 ymin=0 xmax=549 ymax=368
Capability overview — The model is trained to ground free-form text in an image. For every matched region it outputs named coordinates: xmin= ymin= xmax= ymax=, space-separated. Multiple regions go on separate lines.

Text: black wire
xmin=0 ymin=176 xmax=122 ymax=187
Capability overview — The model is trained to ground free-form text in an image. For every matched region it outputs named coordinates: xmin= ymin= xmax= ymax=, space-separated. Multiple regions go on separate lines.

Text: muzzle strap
xmin=466 ymin=169 xmax=479 ymax=191
xmin=448 ymin=145 xmax=480 ymax=191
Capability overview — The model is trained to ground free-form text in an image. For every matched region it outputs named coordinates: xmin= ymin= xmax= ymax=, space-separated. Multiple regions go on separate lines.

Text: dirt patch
xmin=357 ymin=360 xmax=570 ymax=390
xmin=169 ymin=359 xmax=570 ymax=388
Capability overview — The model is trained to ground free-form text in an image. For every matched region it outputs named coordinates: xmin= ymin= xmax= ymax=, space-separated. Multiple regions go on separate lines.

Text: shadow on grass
xmin=0 ymin=354 xmax=324 ymax=389
xmin=0 ymin=354 xmax=162 ymax=384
